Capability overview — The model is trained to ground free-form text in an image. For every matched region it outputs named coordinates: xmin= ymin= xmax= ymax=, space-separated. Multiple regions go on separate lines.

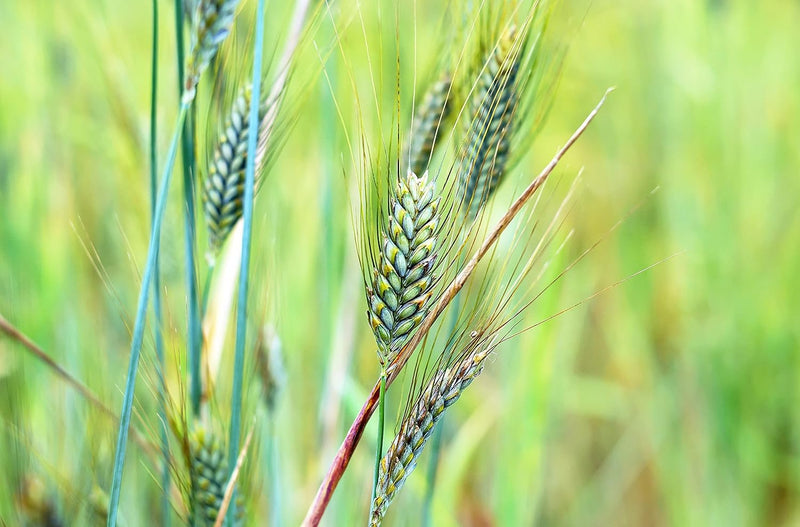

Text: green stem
xmin=108 ymin=103 xmax=188 ymax=527
xmin=370 ymin=369 xmax=387 ymax=520
xmin=149 ymin=1 xmax=171 ymax=525
xmin=173 ymin=0 xmax=202 ymax=418
xmin=226 ymin=0 xmax=266 ymax=522
xmin=200 ymin=262 xmax=214 ymax=320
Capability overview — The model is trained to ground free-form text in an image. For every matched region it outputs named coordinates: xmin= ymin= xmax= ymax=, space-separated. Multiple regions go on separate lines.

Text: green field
xmin=1 ymin=0 xmax=798 ymax=525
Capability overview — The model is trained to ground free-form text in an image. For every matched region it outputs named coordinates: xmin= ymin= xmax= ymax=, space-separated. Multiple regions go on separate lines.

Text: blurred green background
xmin=1 ymin=0 xmax=798 ymax=525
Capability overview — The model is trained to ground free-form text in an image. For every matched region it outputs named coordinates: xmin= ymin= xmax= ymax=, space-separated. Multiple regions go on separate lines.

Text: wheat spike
xmin=16 ymin=475 xmax=64 ymax=527
xmin=189 ymin=427 xmax=244 ymax=526
xmin=184 ymin=0 xmax=241 ymax=101
xmin=369 ymin=342 xmax=493 ymax=526
xmin=458 ymin=26 xmax=520 ymax=219
xmin=406 ymin=75 xmax=452 ymax=177
xmin=255 ymin=324 xmax=285 ymax=411
xmin=203 ymin=88 xmax=268 ymax=257
xmin=367 ymin=170 xmax=441 ymax=365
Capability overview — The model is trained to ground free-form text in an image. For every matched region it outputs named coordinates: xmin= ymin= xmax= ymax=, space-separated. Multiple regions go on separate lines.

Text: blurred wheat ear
xmin=184 ymin=0 xmax=241 ymax=101
xmin=203 ymin=86 xmax=270 ymax=259
xmin=189 ymin=426 xmax=245 ymax=526
xmin=406 ymin=74 xmax=452 ymax=177
xmin=16 ymin=475 xmax=64 ymax=527
xmin=370 ymin=338 xmax=494 ymax=526
xmin=458 ymin=25 xmax=520 ymax=219
xmin=367 ymin=170 xmax=442 ymax=366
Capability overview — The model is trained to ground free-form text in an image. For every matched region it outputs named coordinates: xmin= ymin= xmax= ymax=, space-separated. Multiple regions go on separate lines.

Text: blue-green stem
xmin=108 ymin=103 xmax=189 ymax=527
xmin=173 ymin=0 xmax=202 ymax=418
xmin=149 ymin=1 xmax=171 ymax=524
xmin=370 ymin=369 xmax=387 ymax=519
xmin=226 ymin=0 xmax=266 ymax=522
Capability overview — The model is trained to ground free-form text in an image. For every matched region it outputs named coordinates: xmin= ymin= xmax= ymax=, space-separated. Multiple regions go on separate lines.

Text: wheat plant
xmin=0 ymin=2 xmax=659 ymax=526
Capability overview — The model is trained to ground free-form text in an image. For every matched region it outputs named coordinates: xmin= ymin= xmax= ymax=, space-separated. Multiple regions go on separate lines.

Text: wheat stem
xmin=226 ymin=0 xmax=265 ymax=522
xmin=108 ymin=102 xmax=189 ymax=527
xmin=149 ymin=1 xmax=172 ymax=524
xmin=370 ymin=369 xmax=387 ymax=522
xmin=301 ymin=90 xmax=611 ymax=527
xmin=174 ymin=0 xmax=203 ymax=419
xmin=201 ymin=263 xmax=214 ymax=318
xmin=183 ymin=111 xmax=202 ymax=420
xmin=0 ymin=314 xmax=162 ymax=465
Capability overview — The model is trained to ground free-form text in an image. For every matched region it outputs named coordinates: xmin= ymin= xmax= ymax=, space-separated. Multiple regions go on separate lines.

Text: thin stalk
xmin=226 ymin=0 xmax=266 ymax=522
xmin=174 ymin=0 xmax=203 ymax=417
xmin=149 ymin=1 xmax=172 ymax=525
xmin=201 ymin=263 xmax=214 ymax=319
xmin=108 ymin=102 xmax=189 ymax=527
xmin=0 ymin=314 xmax=164 ymax=461
xmin=301 ymin=90 xmax=611 ymax=527
xmin=370 ymin=370 xmax=387 ymax=518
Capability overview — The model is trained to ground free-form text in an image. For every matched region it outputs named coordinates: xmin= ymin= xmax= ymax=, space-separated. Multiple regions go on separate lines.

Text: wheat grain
xmin=367 ymin=170 xmax=441 ymax=366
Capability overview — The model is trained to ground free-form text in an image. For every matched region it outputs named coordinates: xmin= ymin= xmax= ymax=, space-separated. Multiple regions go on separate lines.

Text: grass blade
xmin=149 ymin=1 xmax=172 ymax=524
xmin=107 ymin=102 xmax=188 ymax=527
xmin=174 ymin=0 xmax=203 ymax=418
xmin=225 ymin=0 xmax=266 ymax=521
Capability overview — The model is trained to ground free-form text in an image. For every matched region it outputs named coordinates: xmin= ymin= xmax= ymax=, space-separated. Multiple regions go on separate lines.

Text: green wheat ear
xmin=458 ymin=26 xmax=520 ymax=219
xmin=184 ymin=0 xmax=241 ymax=101
xmin=367 ymin=170 xmax=441 ymax=366
xmin=189 ymin=426 xmax=244 ymax=526
xmin=406 ymin=74 xmax=452 ymax=177
xmin=203 ymin=87 xmax=269 ymax=258
xmin=370 ymin=342 xmax=494 ymax=526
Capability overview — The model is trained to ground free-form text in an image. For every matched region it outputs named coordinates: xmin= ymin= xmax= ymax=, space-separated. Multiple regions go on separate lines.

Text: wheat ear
xmin=458 ymin=26 xmax=520 ymax=219
xmin=406 ymin=75 xmax=452 ymax=177
xmin=367 ymin=170 xmax=441 ymax=366
xmin=203 ymin=87 xmax=269 ymax=258
xmin=302 ymin=90 xmax=610 ymax=527
xmin=369 ymin=341 xmax=494 ymax=526
xmin=184 ymin=0 xmax=241 ymax=101
xmin=189 ymin=426 xmax=244 ymax=526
